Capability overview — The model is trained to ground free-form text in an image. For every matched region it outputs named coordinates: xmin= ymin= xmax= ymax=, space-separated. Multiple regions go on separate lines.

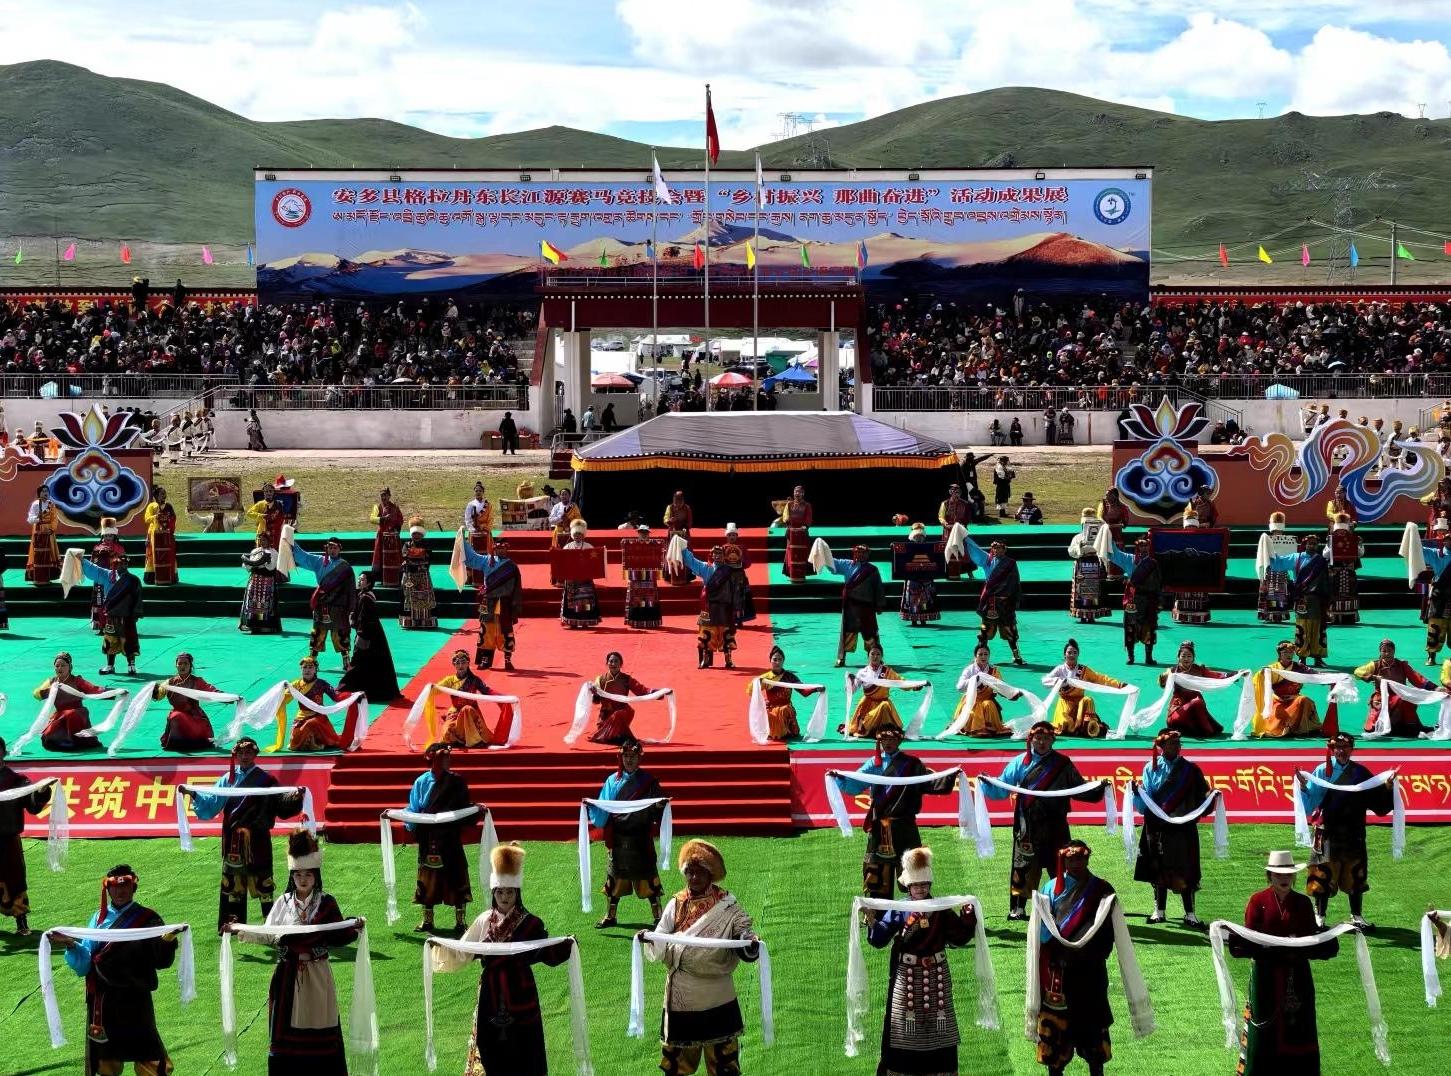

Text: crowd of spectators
xmin=867 ymin=292 xmax=1451 ymax=400
xmin=0 ymin=295 xmax=534 ymax=396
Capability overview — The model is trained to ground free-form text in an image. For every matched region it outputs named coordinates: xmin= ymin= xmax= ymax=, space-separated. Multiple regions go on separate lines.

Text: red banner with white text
xmin=17 ymin=759 xmax=333 ymax=838
xmin=790 ymin=749 xmax=1451 ymax=827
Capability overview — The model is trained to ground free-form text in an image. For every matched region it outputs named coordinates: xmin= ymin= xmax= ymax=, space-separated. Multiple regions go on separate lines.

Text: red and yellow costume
xmin=1354 ymin=653 xmax=1434 ymax=736
xmin=31 ymin=671 xmax=102 ymax=750
xmin=1160 ymin=662 xmax=1228 ymax=737
xmin=143 ymin=499 xmax=178 ymax=585
xmin=25 ymin=500 xmax=60 ymax=584
xmin=287 ymin=675 xmax=349 ymax=751
xmin=432 ymin=670 xmax=512 ymax=748
xmin=780 ymin=497 xmax=813 ymax=583
xmin=847 ymin=665 xmax=906 ymax=738
xmin=1049 ymin=664 xmax=1125 ymax=739
xmin=1250 ymin=659 xmax=1324 ymax=738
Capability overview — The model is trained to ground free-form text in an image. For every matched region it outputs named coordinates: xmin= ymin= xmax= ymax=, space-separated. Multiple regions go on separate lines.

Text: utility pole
xmin=1257 ymin=101 xmax=1267 ymax=119
xmin=1390 ymin=220 xmax=1398 ymax=285
xmin=1418 ymin=102 xmax=1428 ymax=119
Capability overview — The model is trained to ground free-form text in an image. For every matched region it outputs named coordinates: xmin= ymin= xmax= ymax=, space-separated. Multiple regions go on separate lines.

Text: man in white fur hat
xmin=639 ymin=839 xmax=759 ymax=1075
xmin=1225 ymin=851 xmax=1339 ymax=1073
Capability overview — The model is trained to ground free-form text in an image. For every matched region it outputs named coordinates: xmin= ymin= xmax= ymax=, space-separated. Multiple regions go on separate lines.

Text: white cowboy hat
xmin=1265 ymin=850 xmax=1306 ymax=874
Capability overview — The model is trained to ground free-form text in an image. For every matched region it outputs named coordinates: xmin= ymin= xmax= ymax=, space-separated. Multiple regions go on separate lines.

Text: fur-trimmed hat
xmin=490 ymin=841 xmax=525 ymax=888
xmin=898 ymin=846 xmax=933 ymax=888
xmin=99 ymin=517 xmax=118 ymax=535
xmin=286 ymin=828 xmax=322 ymax=872
xmin=570 ymin=518 xmax=588 ymax=536
xmin=408 ymin=514 xmax=426 ymax=537
xmin=678 ymin=839 xmax=726 ymax=882
xmin=1269 ymin=511 xmax=1287 ymax=528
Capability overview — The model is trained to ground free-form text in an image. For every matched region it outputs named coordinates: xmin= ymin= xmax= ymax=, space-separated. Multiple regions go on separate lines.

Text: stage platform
xmin=6 ymin=524 xmax=1451 ymax=842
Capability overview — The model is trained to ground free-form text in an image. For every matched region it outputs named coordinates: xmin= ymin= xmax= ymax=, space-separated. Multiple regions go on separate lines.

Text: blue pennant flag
xmin=1349 ymin=242 xmax=1359 ymax=268
xmin=246 ymin=244 xmax=255 ymax=266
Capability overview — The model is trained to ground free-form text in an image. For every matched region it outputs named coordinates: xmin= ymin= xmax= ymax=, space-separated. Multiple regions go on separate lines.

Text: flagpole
xmin=703 ymin=83 xmax=712 ymax=413
xmin=752 ymin=152 xmax=760 ymax=412
xmin=652 ymin=152 xmax=660 ymax=409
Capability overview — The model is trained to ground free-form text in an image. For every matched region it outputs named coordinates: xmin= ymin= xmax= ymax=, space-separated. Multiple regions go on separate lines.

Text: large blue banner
xmin=254 ymin=170 xmax=1150 ymax=302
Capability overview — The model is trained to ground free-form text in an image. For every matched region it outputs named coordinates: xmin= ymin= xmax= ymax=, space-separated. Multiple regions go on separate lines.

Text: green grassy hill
xmin=3 ymin=60 xmax=1449 ymax=283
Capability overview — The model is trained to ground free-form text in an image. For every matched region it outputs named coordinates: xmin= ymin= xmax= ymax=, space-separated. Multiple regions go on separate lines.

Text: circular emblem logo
xmin=1093 ymin=187 xmax=1131 ymax=226
xmin=271 ymin=188 xmax=312 ymax=228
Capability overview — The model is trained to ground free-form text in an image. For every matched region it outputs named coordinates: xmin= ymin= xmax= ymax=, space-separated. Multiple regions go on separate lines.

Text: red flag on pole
xmin=705 ymin=85 xmax=720 ymax=166
xmin=1444 ymin=241 xmax=1451 ymax=256
xmin=1217 ymin=244 xmax=1229 ymax=268
xmin=120 ymin=243 xmax=131 ymax=264
xmin=693 ymin=241 xmax=705 ymax=270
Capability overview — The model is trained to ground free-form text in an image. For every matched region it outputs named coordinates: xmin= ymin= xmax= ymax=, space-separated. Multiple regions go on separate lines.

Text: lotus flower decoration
xmin=43 ymin=404 xmax=148 ymax=534
xmin=1118 ymin=396 xmax=1211 ymax=443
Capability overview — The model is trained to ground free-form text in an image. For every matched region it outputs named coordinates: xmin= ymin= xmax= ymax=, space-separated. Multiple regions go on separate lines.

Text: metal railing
xmin=871 ymin=384 xmax=1243 ymax=426
xmin=871 ymin=372 xmax=1451 ymax=404
xmin=0 ymin=372 xmax=232 ymax=399
xmin=214 ymin=383 xmax=529 ymax=411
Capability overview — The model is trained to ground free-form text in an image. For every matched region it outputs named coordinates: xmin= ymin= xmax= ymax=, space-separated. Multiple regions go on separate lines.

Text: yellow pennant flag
xmin=745 ymin=241 xmax=757 ymax=270
xmin=1257 ymin=245 xmax=1273 ymax=264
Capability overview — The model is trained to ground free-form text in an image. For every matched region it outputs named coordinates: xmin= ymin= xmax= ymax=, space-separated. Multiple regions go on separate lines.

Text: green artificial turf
xmin=1 ymin=828 xmax=1444 ymax=1074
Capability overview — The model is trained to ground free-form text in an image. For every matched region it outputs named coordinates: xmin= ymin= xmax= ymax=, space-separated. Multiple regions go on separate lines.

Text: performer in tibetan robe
xmin=845 ymin=646 xmax=920 ymax=738
xmin=1265 ymin=537 xmax=1332 ymax=666
xmin=559 ymin=518 xmax=602 ymax=629
xmin=1046 ymin=639 xmax=1127 ymax=739
xmin=620 ymin=525 xmax=664 ymax=628
xmin=338 ymin=572 xmax=401 ymax=703
xmin=1132 ymin=730 xmax=1212 ymax=927
xmin=25 ymin=485 xmax=61 ymax=584
xmin=461 ymin=538 xmax=523 ymax=671
xmin=587 ymin=651 xmax=653 ymax=746
xmin=951 ymin=642 xmax=1014 ymax=737
xmin=779 ymin=485 xmax=813 ymax=583
xmin=143 ymin=486 xmax=178 ymax=585
xmin=938 ymin=483 xmax=973 ymax=580
xmin=1096 ymin=489 xmax=1129 ymax=579
xmin=1104 ymin=537 xmax=1161 ymax=666
xmin=1250 ymin=641 xmax=1325 ymax=738
xmin=431 ymin=650 xmax=512 ymax=749
xmin=588 ymin=738 xmax=667 ymax=928
xmin=1354 ymin=637 xmax=1435 ymax=736
xmin=825 ymin=544 xmax=885 ymax=667
xmin=398 ymin=517 xmax=437 ymax=629
xmin=662 ymin=490 xmax=693 ymax=586
xmin=1226 ymin=851 xmax=1339 ymax=1074
xmin=965 ymin=536 xmax=1024 ymax=663
xmin=1255 ymin=512 xmax=1297 ymax=623
xmin=31 ymin=651 xmax=105 ymax=751
xmin=753 ymin=645 xmax=818 ymax=742
xmin=156 ymin=652 xmax=221 ymax=752
xmin=1170 ymin=508 xmax=1212 ymax=625
xmin=87 ymin=518 xmax=125 ymax=632
xmin=868 ymin=847 xmax=978 ymax=1076
xmin=897 ymin=522 xmax=941 ymax=627
xmin=432 ymin=843 xmax=571 ymax=1075
xmin=837 ymin=727 xmax=957 ymax=899
xmin=288 ymin=536 xmax=355 ymax=667
xmin=1325 ymin=511 xmax=1363 ymax=626
xmin=1068 ymin=510 xmax=1111 ymax=623
xmin=407 ymin=743 xmax=474 ymax=933
xmin=980 ymin=722 xmax=1106 ymax=918
xmin=287 ymin=655 xmax=352 ymax=752
xmin=0 ymin=737 xmax=49 ymax=935
xmin=368 ymin=490 xmax=403 ymax=588
xmin=463 ymin=481 xmax=493 ymax=585
xmin=1159 ymin=641 xmax=1229 ymax=737
xmin=239 ymin=539 xmax=283 ymax=635
xmin=1299 ymin=732 xmax=1394 ymax=929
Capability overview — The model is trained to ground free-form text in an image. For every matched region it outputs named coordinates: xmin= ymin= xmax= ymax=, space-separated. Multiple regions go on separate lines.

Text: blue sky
xmin=6 ymin=1 xmax=1451 ymax=146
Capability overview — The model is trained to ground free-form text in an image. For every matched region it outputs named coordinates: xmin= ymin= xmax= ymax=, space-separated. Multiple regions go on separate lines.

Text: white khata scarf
xmin=1401 ymin=521 xmax=1427 ymax=586
xmin=1120 ymin=783 xmax=1228 ymax=866
xmin=0 ymin=777 xmax=69 ymax=869
xmin=844 ymin=895 xmax=996 ymax=1057
xmin=1034 ymin=670 xmax=1139 ymax=740
xmin=751 ymin=677 xmax=828 ymax=744
xmin=938 ymin=665 xmax=1044 ymax=739
xmin=807 ymin=537 xmax=834 ymax=574
xmin=1026 ymin=891 xmax=1154 ymax=1042
xmin=1369 ymin=678 xmax=1451 ymax=739
xmin=379 ymin=806 xmax=496 ymax=924
xmin=629 ymin=932 xmax=774 ymax=1044
xmin=220 ymin=918 xmax=377 ymax=1074
xmin=844 ymin=668 xmax=934 ymax=740
xmin=1120 ymin=671 xmax=1253 ymax=741
xmin=175 ymin=783 xmax=317 ymax=852
xmin=970 ymin=774 xmax=1116 ymax=859
xmin=13 ymin=681 xmax=130 ymax=755
xmin=1292 ymin=768 xmax=1404 ymax=859
xmin=111 ymin=682 xmax=244 ymax=756
xmin=1238 ymin=668 xmax=1359 ymax=740
xmin=1208 ymin=919 xmax=1389 ymax=1066
xmin=424 ymin=936 xmax=592 ymax=1074
xmin=564 ymin=683 xmax=676 ymax=745
xmin=1420 ymin=910 xmax=1451 ymax=1007
xmin=39 ymin=923 xmax=196 ymax=1047
xmin=220 ymin=681 xmax=368 ymax=753
xmin=577 ymin=797 xmax=672 ymax=912
xmin=402 ymin=683 xmax=522 ymax=751
xmin=823 ymin=768 xmax=969 ymax=838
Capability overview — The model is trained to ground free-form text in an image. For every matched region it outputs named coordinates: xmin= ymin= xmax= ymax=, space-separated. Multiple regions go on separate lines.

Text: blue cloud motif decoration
xmin=1115 ymin=440 xmax=1218 ymax=523
xmin=46 ymin=449 xmax=149 ymax=534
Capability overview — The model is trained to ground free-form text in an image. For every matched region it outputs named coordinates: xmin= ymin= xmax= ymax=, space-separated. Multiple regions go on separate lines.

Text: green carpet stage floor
xmin=2 ymin=830 xmax=1443 ymax=1076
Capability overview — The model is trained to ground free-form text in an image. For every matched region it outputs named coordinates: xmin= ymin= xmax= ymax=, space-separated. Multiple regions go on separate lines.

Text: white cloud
xmin=1289 ymin=26 xmax=1451 ymax=116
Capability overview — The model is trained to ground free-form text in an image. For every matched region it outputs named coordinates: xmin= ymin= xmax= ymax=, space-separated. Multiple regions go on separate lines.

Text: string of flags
xmin=1223 ymin=238 xmax=1426 ymax=266
xmin=2 ymin=243 xmax=254 ymax=266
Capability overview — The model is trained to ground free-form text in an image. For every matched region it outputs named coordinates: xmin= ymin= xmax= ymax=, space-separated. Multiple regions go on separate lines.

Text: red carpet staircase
xmin=323 ymin=746 xmax=795 ymax=843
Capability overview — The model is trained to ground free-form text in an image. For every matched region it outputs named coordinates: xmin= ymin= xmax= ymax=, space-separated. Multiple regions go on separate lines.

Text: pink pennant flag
xmin=62 ymin=242 xmax=76 ymax=261
xmin=1301 ymin=243 xmax=1310 ymax=267
xmin=201 ymin=245 xmax=214 ymax=265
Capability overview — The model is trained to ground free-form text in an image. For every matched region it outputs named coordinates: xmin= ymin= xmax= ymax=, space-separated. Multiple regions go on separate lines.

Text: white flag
xmin=653 ymin=154 xmax=675 ymax=205
xmin=755 ymin=153 xmax=766 ymax=209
